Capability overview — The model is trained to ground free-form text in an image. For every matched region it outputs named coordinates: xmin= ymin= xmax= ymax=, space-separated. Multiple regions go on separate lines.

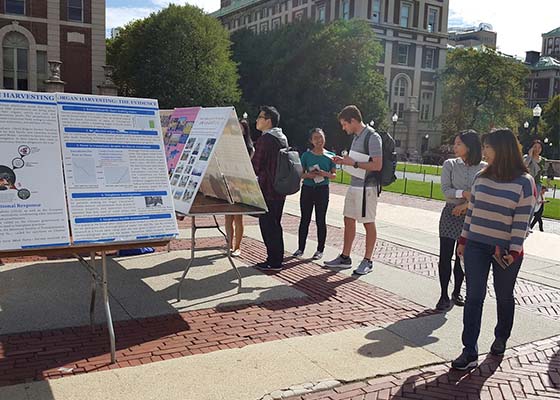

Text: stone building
xmin=0 ymin=0 xmax=106 ymax=94
xmin=447 ymin=23 xmax=496 ymax=50
xmin=213 ymin=0 xmax=450 ymax=155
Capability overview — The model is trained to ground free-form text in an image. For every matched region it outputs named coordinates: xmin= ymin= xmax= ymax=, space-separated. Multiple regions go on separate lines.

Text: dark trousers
xmin=298 ymin=185 xmax=329 ymax=253
xmin=530 ymin=206 xmax=544 ymax=231
xmin=438 ymin=237 xmax=464 ymax=298
xmin=259 ymin=198 xmax=285 ymax=267
xmin=462 ymin=240 xmax=522 ymax=356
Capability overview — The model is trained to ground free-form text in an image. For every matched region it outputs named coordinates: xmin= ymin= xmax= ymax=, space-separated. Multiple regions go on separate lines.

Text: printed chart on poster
xmin=0 ymin=90 xmax=70 ymax=251
xmin=163 ymin=107 xmax=200 ymax=175
xmin=57 ymin=93 xmax=179 ymax=244
xmin=170 ymin=107 xmax=231 ymax=215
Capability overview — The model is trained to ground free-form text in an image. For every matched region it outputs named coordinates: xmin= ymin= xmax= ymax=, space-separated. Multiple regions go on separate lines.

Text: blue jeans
xmin=462 ymin=240 xmax=522 ymax=356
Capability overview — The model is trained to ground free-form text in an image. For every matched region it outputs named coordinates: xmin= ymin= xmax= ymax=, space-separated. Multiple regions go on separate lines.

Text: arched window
xmin=392 ymin=76 xmax=409 ymax=118
xmin=3 ymin=31 xmax=29 ymax=90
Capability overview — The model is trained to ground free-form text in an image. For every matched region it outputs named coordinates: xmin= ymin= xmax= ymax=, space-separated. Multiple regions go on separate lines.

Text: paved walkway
xmin=0 ymin=184 xmax=559 ymax=399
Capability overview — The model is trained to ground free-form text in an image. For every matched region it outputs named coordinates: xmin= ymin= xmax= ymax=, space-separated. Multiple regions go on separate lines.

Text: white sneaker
xmin=312 ymin=251 xmax=323 ymax=260
xmin=231 ymin=249 xmax=241 ymax=257
xmin=324 ymin=254 xmax=352 ymax=269
xmin=292 ymin=249 xmax=304 ymax=257
xmin=354 ymin=259 xmax=373 ymax=275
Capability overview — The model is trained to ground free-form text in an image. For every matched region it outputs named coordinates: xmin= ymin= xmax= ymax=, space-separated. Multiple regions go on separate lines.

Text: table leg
xmin=101 ymin=251 xmax=116 ymax=364
xmin=177 ymin=217 xmax=196 ymax=302
xmin=89 ymin=252 xmax=97 ymax=330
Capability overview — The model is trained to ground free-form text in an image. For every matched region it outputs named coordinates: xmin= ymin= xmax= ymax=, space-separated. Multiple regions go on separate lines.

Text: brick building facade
xmin=0 ymin=0 xmax=105 ymax=94
xmin=213 ymin=0 xmax=450 ymax=155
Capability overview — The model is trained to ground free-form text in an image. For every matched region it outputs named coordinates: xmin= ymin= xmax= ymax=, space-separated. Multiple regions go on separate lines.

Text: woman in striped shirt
xmin=451 ymin=129 xmax=536 ymax=370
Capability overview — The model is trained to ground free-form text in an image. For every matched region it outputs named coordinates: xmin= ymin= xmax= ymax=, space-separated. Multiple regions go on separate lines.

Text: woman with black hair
xmin=292 ymin=128 xmax=336 ymax=260
xmin=452 ymin=129 xmax=536 ymax=370
xmin=225 ymin=119 xmax=254 ymax=257
xmin=436 ymin=130 xmax=485 ymax=311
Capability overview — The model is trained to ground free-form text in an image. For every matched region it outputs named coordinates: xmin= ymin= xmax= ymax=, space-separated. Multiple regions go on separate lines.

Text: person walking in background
xmin=251 ymin=106 xmax=288 ymax=271
xmin=292 ymin=128 xmax=336 ymax=261
xmin=436 ymin=130 xmax=485 ymax=311
xmin=452 ymin=129 xmax=536 ymax=370
xmin=546 ymin=163 xmax=555 ymax=187
xmin=225 ymin=118 xmax=254 ymax=257
xmin=524 ymin=140 xmax=546 ymax=191
xmin=324 ymin=105 xmax=383 ymax=275
xmin=530 ymin=186 xmax=548 ymax=232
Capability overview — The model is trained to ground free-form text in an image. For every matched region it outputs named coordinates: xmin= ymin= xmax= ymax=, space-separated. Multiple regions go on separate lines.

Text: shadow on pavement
xmin=358 ymin=310 xmax=446 ymax=358
xmin=548 ymin=344 xmax=560 ymax=389
xmin=390 ymin=355 xmax=504 ymax=398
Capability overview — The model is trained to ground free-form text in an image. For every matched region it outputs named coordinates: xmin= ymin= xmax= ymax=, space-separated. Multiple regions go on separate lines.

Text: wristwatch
xmin=353 ymin=161 xmax=359 ymax=169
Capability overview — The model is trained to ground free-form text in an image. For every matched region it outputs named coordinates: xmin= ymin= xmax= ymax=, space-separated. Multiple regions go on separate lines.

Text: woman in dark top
xmin=225 ymin=119 xmax=254 ymax=257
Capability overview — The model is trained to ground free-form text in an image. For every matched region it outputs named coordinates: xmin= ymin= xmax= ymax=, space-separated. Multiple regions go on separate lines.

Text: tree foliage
xmin=541 ymin=95 xmax=560 ymax=148
xmin=440 ymin=48 xmax=529 ymax=139
xmin=107 ymin=4 xmax=240 ymax=108
xmin=231 ymin=20 xmax=387 ymax=151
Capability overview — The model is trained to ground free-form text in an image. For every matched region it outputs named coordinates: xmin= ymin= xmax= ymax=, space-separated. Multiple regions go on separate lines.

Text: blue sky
xmin=106 ymin=0 xmax=559 ymax=59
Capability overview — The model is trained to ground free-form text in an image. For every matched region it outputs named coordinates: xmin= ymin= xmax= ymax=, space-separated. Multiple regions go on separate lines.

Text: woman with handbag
xmin=436 ymin=130 xmax=485 ymax=311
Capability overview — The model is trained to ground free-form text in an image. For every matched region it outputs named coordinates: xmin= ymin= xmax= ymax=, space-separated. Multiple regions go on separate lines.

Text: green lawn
xmin=334 ymin=170 xmax=560 ymax=220
xmin=396 ymin=163 xmax=441 ymax=176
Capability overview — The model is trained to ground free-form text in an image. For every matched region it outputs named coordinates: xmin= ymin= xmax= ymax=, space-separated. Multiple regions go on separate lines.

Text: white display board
xmin=171 ymin=107 xmax=231 ymax=215
xmin=56 ymin=93 xmax=178 ymax=244
xmin=0 ymin=91 xmax=71 ymax=251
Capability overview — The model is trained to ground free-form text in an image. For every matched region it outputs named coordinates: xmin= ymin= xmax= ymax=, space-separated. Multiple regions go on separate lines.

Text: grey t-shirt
xmin=350 ymin=125 xmax=383 ymax=187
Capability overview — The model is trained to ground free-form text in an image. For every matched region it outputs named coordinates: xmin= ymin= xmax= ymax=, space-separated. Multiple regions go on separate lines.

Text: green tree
xmin=231 ymin=20 xmax=387 ymax=151
xmin=541 ymin=95 xmax=560 ymax=158
xmin=440 ymin=48 xmax=529 ymax=139
xmin=107 ymin=4 xmax=240 ymax=108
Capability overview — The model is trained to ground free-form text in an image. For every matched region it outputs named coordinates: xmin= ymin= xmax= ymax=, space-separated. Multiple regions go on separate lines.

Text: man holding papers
xmin=324 ymin=105 xmax=383 ymax=275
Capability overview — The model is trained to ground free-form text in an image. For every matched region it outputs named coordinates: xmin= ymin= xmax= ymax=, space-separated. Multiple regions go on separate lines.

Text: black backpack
xmin=361 ymin=128 xmax=397 ymax=217
xmin=273 ymin=138 xmax=303 ymax=196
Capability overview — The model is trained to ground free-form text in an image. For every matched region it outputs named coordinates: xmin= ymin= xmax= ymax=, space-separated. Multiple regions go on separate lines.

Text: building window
xmin=272 ymin=17 xmax=281 ymax=29
xmin=2 ymin=32 xmax=29 ymax=90
xmin=342 ymin=0 xmax=350 ymax=20
xmin=392 ymin=76 xmax=408 ymax=118
xmin=424 ymin=47 xmax=435 ymax=69
xmin=420 ymin=91 xmax=433 ymax=121
xmin=317 ymin=5 xmax=326 ymax=23
xmin=400 ymin=3 xmax=411 ymax=28
xmin=294 ymin=10 xmax=304 ymax=21
xmin=427 ymin=8 xmax=438 ymax=33
xmin=397 ymin=44 xmax=409 ymax=65
xmin=371 ymin=0 xmax=381 ymax=23
xmin=68 ymin=0 xmax=83 ymax=22
xmin=36 ymin=50 xmax=47 ymax=92
xmin=5 ymin=0 xmax=25 ymax=15
xmin=260 ymin=21 xmax=269 ymax=33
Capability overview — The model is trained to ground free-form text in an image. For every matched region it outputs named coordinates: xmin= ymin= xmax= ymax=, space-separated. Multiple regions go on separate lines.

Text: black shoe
xmin=451 ymin=352 xmax=478 ymax=370
xmin=256 ymin=264 xmax=282 ymax=272
xmin=436 ymin=296 xmax=451 ymax=311
xmin=452 ymin=293 xmax=465 ymax=307
xmin=490 ymin=338 xmax=506 ymax=356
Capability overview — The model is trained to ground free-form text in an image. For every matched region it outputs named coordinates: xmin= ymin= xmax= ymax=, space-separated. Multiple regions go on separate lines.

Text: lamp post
xmin=392 ymin=113 xmax=398 ymax=147
xmin=533 ymin=104 xmax=542 ymax=136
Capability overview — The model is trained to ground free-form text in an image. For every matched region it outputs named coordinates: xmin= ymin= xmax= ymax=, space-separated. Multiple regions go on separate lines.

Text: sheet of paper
xmin=0 ymin=90 xmax=70 ymax=251
xmin=341 ymin=150 xmax=369 ymax=180
xmin=57 ymin=93 xmax=178 ymax=244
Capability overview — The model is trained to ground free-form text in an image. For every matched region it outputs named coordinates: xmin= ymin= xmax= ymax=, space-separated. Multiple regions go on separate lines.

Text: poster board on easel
xmin=169 ymin=107 xmax=267 ymax=216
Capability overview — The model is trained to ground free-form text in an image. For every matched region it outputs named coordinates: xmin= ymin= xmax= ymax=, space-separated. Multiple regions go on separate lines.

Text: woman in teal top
xmin=293 ymin=128 xmax=336 ymax=260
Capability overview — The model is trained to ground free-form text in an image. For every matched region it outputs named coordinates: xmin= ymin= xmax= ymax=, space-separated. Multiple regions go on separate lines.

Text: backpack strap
xmin=361 ymin=128 xmax=381 ymax=217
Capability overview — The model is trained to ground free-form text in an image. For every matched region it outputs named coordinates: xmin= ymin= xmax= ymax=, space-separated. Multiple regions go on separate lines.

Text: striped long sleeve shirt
xmin=460 ymin=173 xmax=536 ymax=254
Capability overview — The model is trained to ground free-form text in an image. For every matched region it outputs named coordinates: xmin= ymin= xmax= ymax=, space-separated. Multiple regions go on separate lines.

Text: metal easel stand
xmin=75 ymin=250 xmax=117 ymax=364
xmin=176 ymin=215 xmax=242 ymax=302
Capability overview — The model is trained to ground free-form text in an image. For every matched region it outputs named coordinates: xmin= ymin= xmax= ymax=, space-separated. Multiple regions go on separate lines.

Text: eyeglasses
xmin=256 ymin=115 xmax=268 ymax=120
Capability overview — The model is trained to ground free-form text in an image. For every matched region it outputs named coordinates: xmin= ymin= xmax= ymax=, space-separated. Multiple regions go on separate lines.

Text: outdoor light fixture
xmin=523 ymin=121 xmax=529 ymax=129
xmin=533 ymin=104 xmax=542 ymax=118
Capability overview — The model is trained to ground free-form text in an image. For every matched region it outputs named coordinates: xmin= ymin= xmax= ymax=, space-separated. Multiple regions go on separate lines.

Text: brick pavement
xmin=285 ymin=336 xmax=560 ymax=399
xmin=281 ymin=212 xmax=560 ymax=322
xmin=0 ymin=236 xmax=434 ymax=387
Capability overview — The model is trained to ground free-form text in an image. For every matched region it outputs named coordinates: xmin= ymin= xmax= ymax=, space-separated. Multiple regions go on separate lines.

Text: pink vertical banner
xmin=164 ymin=107 xmax=201 ymax=175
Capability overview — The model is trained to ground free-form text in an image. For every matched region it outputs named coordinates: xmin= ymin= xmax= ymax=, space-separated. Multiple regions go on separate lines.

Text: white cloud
xmin=448 ymin=0 xmax=559 ymax=58
xmin=106 ymin=7 xmax=157 ymax=31
xmin=150 ymin=0 xmax=220 ymax=13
